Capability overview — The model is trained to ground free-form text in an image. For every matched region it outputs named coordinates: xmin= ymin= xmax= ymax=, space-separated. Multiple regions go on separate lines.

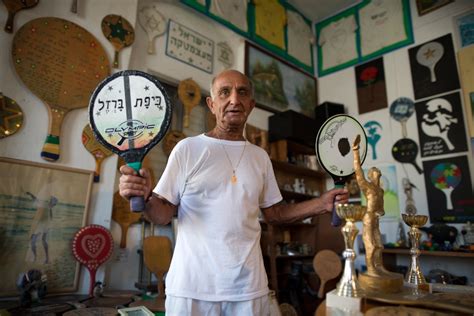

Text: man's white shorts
xmin=164 ymin=294 xmax=271 ymax=316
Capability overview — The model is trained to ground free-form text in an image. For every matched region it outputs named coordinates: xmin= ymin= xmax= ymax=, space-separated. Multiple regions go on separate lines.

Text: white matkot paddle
xmin=315 ymin=115 xmax=367 ymax=226
xmin=416 ymin=41 xmax=444 ymax=83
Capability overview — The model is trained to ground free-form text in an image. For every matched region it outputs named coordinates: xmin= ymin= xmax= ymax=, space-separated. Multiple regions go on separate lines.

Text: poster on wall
xmin=165 ymin=20 xmax=214 ymax=73
xmin=361 ymin=164 xmax=400 ymax=219
xmin=253 ymin=0 xmax=286 ymax=50
xmin=408 ymin=34 xmax=460 ymax=100
xmin=415 ymin=91 xmax=468 ymax=157
xmin=209 ymin=0 xmax=248 ymax=32
xmin=355 ymin=57 xmax=388 ymax=114
xmin=423 ymin=155 xmax=474 ymax=223
xmin=360 ymin=110 xmax=392 ymax=163
xmin=0 ymin=158 xmax=93 ymax=295
xmin=453 ymin=9 xmax=474 ymax=48
xmin=287 ymin=9 xmax=313 ymax=67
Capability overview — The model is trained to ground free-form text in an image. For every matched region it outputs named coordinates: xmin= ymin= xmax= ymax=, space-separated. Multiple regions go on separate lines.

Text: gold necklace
xmin=220 ymin=140 xmax=247 ymax=184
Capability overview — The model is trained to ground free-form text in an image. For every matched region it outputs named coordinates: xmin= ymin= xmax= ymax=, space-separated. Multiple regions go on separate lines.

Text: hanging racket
xmin=315 ymin=114 xmax=367 ymax=226
xmin=89 ymin=70 xmax=172 ymax=212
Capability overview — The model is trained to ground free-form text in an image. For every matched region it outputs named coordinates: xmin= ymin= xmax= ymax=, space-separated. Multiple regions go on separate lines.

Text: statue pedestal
xmin=326 ymin=289 xmax=363 ymax=315
xmin=359 ymin=272 xmax=403 ymax=294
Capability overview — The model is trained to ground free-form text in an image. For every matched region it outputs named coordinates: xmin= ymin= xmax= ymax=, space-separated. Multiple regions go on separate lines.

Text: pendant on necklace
xmin=231 ymin=171 xmax=237 ymax=184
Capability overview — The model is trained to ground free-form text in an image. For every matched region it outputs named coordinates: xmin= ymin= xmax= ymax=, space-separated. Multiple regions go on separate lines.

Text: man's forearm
xmin=144 ymin=193 xmax=177 ymax=225
xmin=262 ymin=198 xmax=328 ymax=224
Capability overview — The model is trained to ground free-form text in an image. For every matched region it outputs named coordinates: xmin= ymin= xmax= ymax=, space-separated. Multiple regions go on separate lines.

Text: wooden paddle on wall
xmin=130 ymin=235 xmax=172 ymax=312
xmin=178 ymin=78 xmax=201 ymax=128
xmin=0 ymin=92 xmax=23 ymax=138
xmin=101 ymin=14 xmax=135 ymax=69
xmin=112 ymin=191 xmax=141 ymax=248
xmin=313 ymin=249 xmax=342 ymax=298
xmin=82 ymin=124 xmax=113 ymax=182
xmin=12 ymin=17 xmax=110 ymax=161
xmin=2 ymin=0 xmax=39 ymax=33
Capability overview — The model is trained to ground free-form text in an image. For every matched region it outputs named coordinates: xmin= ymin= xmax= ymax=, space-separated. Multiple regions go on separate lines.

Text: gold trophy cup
xmin=402 ymin=213 xmax=428 ymax=285
xmin=335 ymin=204 xmax=367 ymax=297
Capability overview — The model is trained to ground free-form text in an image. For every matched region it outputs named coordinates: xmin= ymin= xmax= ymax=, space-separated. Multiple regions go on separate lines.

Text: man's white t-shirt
xmin=154 ymin=134 xmax=282 ymax=301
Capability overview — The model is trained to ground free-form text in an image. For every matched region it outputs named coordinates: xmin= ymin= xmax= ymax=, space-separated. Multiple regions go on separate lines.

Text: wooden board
xmin=12 ymin=17 xmax=110 ymax=161
xmin=458 ymin=45 xmax=474 ymax=137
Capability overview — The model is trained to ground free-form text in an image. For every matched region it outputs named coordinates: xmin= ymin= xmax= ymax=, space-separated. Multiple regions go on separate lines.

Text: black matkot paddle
xmin=316 ymin=114 xmax=367 ymax=226
xmin=89 ymin=70 xmax=172 ymax=212
xmin=392 ymin=138 xmax=423 ymax=174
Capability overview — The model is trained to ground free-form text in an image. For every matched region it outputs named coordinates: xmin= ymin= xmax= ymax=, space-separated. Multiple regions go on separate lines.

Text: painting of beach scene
xmin=0 ymin=158 xmax=93 ymax=296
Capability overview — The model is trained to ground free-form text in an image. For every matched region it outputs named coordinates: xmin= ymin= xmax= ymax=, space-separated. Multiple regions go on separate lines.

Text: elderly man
xmin=119 ymin=69 xmax=348 ymax=315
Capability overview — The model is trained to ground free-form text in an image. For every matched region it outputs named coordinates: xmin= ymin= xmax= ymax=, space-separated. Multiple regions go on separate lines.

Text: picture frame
xmin=118 ymin=306 xmax=154 ymax=316
xmin=416 ymin=0 xmax=454 ymax=16
xmin=245 ymin=41 xmax=317 ymax=117
xmin=453 ymin=9 xmax=474 ymax=49
xmin=0 ymin=157 xmax=94 ymax=296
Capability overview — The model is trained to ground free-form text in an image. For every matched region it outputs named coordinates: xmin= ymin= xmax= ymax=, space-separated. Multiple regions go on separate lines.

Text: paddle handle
xmin=88 ymin=268 xmax=97 ymax=297
xmin=119 ymin=224 xmax=129 ymax=248
xmin=113 ymin=50 xmax=120 ymax=68
xmin=128 ymin=161 xmax=145 ymax=212
xmin=41 ymin=108 xmax=65 ymax=161
xmin=331 ymin=183 xmax=345 ymax=227
xmin=5 ymin=11 xmax=15 ymax=33
xmin=71 ymin=0 xmax=78 ymax=13
xmin=318 ymin=279 xmax=327 ymax=298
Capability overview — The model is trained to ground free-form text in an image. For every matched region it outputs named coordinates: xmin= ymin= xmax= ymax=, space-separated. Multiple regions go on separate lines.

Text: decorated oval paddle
xmin=82 ymin=124 xmax=113 ymax=182
xmin=416 ymin=41 xmax=444 ymax=83
xmin=392 ymin=138 xmax=423 ymax=174
xmin=0 ymin=92 xmax=23 ymax=138
xmin=89 ymin=70 xmax=172 ymax=212
xmin=101 ymin=14 xmax=135 ymax=69
xmin=2 ymin=0 xmax=39 ymax=33
xmin=316 ymin=114 xmax=367 ymax=226
xmin=12 ymin=17 xmax=110 ymax=161
xmin=138 ymin=4 xmax=167 ymax=54
xmin=390 ymin=97 xmax=415 ymax=138
xmin=178 ymin=78 xmax=201 ymax=128
xmin=72 ymin=225 xmax=114 ymax=297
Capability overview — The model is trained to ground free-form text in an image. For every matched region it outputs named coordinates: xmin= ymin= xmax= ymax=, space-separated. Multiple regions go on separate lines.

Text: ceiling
xmin=288 ymin=0 xmax=361 ymax=23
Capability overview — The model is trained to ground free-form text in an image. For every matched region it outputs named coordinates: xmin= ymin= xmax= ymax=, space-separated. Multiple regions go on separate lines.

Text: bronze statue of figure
xmin=353 ymin=135 xmax=391 ymax=276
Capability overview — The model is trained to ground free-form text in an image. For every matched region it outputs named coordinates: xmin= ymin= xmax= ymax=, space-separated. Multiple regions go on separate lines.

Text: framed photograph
xmin=416 ymin=0 xmax=454 ymax=16
xmin=453 ymin=9 xmax=474 ymax=49
xmin=245 ymin=41 xmax=317 ymax=117
xmin=0 ymin=157 xmax=93 ymax=296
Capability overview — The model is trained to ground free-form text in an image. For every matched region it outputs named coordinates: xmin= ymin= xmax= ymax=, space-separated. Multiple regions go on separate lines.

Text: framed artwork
xmin=423 ymin=155 xmax=474 ymax=223
xmin=358 ymin=0 xmax=414 ymax=60
xmin=409 ymin=34 xmax=460 ymax=100
xmin=453 ymin=9 xmax=474 ymax=48
xmin=316 ymin=7 xmax=358 ymax=76
xmin=355 ymin=57 xmax=388 ymax=114
xmin=458 ymin=45 xmax=474 ymax=137
xmin=0 ymin=157 xmax=93 ymax=296
xmin=245 ymin=41 xmax=317 ymax=117
xmin=415 ymin=91 xmax=468 ymax=157
xmin=416 ymin=0 xmax=454 ymax=16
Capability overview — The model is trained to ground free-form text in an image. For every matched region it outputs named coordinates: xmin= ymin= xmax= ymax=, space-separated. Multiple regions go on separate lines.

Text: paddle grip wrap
xmin=331 ymin=183 xmax=345 ymax=227
xmin=128 ymin=161 xmax=145 ymax=212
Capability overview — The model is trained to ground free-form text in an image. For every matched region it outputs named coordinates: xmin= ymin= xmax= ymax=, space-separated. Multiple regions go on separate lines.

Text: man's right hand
xmin=118 ymin=165 xmax=153 ymax=201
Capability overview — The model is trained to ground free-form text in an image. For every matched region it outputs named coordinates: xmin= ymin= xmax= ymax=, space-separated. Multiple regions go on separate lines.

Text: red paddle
xmin=72 ymin=225 xmax=114 ymax=296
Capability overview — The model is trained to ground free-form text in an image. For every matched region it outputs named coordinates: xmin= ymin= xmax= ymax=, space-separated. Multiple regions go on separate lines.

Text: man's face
xmin=206 ymin=70 xmax=255 ymax=130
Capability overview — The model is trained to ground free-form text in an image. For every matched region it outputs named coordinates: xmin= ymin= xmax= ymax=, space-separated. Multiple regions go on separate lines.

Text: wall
xmin=0 ymin=0 xmax=137 ymax=294
xmin=317 ymin=0 xmax=474 ymax=282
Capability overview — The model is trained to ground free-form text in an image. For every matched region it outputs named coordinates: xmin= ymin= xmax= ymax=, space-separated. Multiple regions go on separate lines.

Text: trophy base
xmin=359 ymin=272 xmax=404 ymax=294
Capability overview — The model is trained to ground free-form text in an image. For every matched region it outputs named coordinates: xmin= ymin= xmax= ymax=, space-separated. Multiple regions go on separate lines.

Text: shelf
xmin=281 ymin=189 xmax=319 ymax=200
xmin=259 ymin=219 xmax=315 ymax=227
xmin=271 ymin=160 xmax=325 ymax=178
xmin=276 ymin=254 xmax=315 ymax=259
xmin=383 ymin=248 xmax=474 ymax=258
